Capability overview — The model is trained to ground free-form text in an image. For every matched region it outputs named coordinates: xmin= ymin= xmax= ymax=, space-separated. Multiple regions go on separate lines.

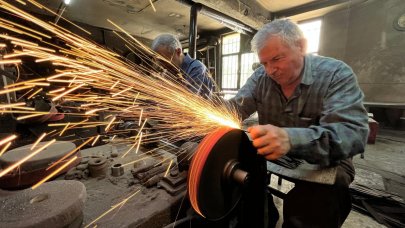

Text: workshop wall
xmin=319 ymin=0 xmax=405 ymax=104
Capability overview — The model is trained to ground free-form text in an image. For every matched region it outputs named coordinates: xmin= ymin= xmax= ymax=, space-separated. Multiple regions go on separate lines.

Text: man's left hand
xmin=247 ymin=124 xmax=291 ymax=160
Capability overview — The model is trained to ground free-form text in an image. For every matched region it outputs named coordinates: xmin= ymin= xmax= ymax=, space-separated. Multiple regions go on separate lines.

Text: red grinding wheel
xmin=188 ymin=127 xmax=257 ymax=220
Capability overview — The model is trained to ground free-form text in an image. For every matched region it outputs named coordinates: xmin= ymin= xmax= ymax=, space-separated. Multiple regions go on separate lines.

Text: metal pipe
xmin=272 ymin=0 xmax=350 ymax=19
xmin=188 ymin=3 xmax=200 ymax=58
xmin=198 ymin=7 xmax=254 ymax=35
xmin=178 ymin=0 xmax=256 ymax=39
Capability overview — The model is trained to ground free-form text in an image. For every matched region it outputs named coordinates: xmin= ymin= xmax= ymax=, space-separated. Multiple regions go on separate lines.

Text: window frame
xmin=220 ymin=32 xmax=241 ymax=91
xmin=219 ymin=32 xmax=258 ymax=99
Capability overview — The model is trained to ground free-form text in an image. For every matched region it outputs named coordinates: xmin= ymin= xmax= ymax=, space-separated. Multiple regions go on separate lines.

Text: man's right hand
xmin=248 ymin=124 xmax=291 ymax=160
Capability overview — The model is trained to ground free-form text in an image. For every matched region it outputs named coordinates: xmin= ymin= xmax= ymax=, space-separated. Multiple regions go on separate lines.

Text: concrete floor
xmin=268 ymin=128 xmax=405 ymax=228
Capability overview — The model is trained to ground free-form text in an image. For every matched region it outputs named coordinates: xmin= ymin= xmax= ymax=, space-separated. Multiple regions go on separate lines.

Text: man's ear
xmin=297 ymin=38 xmax=307 ymax=54
xmin=175 ymin=48 xmax=182 ymax=56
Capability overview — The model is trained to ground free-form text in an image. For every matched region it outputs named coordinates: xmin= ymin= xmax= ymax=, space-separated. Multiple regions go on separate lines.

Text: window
xmin=240 ymin=53 xmax=259 ymax=87
xmin=221 ymin=33 xmax=259 ymax=100
xmin=298 ymin=19 xmax=322 ymax=54
xmin=222 ymin=33 xmax=240 ymax=55
xmin=221 ymin=33 xmax=240 ymax=96
xmin=222 ymin=55 xmax=239 ymax=89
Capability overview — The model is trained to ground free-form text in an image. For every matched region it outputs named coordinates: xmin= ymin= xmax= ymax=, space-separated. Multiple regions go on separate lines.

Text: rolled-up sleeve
xmin=285 ymin=65 xmax=369 ymax=166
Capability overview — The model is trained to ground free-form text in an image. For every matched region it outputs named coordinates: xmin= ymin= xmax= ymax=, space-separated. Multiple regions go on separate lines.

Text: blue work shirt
xmin=180 ymin=53 xmax=215 ymax=98
xmin=230 ymin=54 xmax=369 ymax=167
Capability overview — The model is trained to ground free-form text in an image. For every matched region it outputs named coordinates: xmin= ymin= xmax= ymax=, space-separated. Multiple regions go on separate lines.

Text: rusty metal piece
xmin=64 ymin=168 xmax=84 ymax=180
xmin=111 ymin=163 xmax=124 ymax=177
xmin=170 ymin=167 xmax=179 ymax=177
xmin=88 ymin=156 xmax=108 ymax=178
xmin=131 ymin=158 xmax=158 ymax=177
xmin=144 ymin=173 xmax=164 ymax=188
xmin=158 ymin=170 xmax=188 ymax=196
xmin=82 ymin=169 xmax=89 ymax=180
xmin=367 ymin=117 xmax=379 ymax=144
xmin=76 ymin=163 xmax=88 ymax=171
xmin=80 ymin=157 xmax=90 ymax=164
xmin=137 ymin=165 xmax=166 ymax=183
xmin=177 ymin=141 xmax=199 ymax=172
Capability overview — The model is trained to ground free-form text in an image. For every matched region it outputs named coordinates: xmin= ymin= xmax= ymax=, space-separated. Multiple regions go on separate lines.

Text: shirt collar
xmin=180 ymin=53 xmax=193 ymax=71
xmin=300 ymin=54 xmax=314 ymax=85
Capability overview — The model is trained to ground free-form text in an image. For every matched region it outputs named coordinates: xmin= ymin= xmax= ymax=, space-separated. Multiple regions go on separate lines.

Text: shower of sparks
xmin=16 ymin=112 xmax=47 ymax=121
xmin=31 ymin=156 xmax=78 ymax=189
xmin=0 ymin=134 xmax=17 ymax=146
xmin=0 ymin=84 xmax=34 ymax=94
xmin=0 ymin=139 xmax=56 ymax=177
xmin=149 ymin=0 xmax=156 ymax=12
xmin=0 ymin=102 xmax=25 ymax=109
xmin=0 ymin=0 xmax=240 ymax=192
xmin=91 ymin=135 xmax=101 ymax=146
xmin=0 ymin=142 xmax=11 ymax=156
xmin=84 ymin=189 xmax=141 ymax=228
xmin=27 ymin=87 xmax=43 ymax=99
xmin=121 ymin=156 xmax=150 ymax=167
xmin=164 ymin=159 xmax=173 ymax=177
xmin=46 ymin=137 xmax=94 ymax=171
xmin=30 ymin=132 xmax=46 ymax=150
xmin=59 ymin=122 xmax=71 ymax=136
xmin=134 ymin=132 xmax=142 ymax=153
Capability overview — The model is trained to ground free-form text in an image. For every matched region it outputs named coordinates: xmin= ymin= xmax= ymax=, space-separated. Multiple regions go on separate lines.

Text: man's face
xmin=155 ymin=47 xmax=181 ymax=70
xmin=258 ymin=36 xmax=306 ymax=87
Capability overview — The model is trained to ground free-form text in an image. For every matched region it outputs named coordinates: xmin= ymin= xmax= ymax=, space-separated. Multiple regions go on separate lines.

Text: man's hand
xmin=247 ymin=124 xmax=291 ymax=160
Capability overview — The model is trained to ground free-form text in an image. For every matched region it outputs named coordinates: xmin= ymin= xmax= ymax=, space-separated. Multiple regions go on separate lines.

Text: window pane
xmin=240 ymin=53 xmax=259 ymax=87
xmin=299 ymin=20 xmax=322 ymax=54
xmin=221 ymin=55 xmax=238 ymax=89
xmin=222 ymin=33 xmax=240 ymax=55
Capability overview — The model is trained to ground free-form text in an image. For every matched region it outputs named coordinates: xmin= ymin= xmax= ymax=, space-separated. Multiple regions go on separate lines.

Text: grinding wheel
xmin=188 ymin=127 xmax=261 ymax=221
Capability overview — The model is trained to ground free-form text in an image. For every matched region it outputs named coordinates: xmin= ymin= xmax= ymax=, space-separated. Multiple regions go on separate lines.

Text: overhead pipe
xmin=179 ymin=0 xmax=256 ymax=56
xmin=188 ymin=3 xmax=200 ymax=58
xmin=272 ymin=0 xmax=351 ymax=19
xmin=198 ymin=6 xmax=255 ymax=35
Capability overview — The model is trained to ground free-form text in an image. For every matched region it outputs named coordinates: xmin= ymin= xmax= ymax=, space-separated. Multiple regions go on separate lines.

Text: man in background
xmin=151 ymin=34 xmax=215 ymax=98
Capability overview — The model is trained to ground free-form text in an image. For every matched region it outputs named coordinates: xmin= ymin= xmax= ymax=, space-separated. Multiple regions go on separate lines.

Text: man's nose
xmin=266 ymin=65 xmax=276 ymax=75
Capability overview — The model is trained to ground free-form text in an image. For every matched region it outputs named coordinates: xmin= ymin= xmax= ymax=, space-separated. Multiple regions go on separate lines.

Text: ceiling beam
xmin=177 ymin=0 xmax=256 ymax=34
xmin=272 ymin=0 xmax=350 ymax=19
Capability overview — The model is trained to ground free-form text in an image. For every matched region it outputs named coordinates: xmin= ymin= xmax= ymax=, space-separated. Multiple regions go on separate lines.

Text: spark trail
xmin=0 ymin=0 xmax=240 ymax=186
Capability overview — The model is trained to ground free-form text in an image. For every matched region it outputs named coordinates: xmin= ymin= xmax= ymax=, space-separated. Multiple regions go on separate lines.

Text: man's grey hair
xmin=251 ymin=19 xmax=304 ymax=52
xmin=151 ymin=34 xmax=182 ymax=53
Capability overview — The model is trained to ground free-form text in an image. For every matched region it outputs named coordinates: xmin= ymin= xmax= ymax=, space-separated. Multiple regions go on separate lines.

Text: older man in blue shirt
xmin=151 ymin=34 xmax=215 ymax=98
xmin=230 ymin=19 xmax=369 ymax=227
